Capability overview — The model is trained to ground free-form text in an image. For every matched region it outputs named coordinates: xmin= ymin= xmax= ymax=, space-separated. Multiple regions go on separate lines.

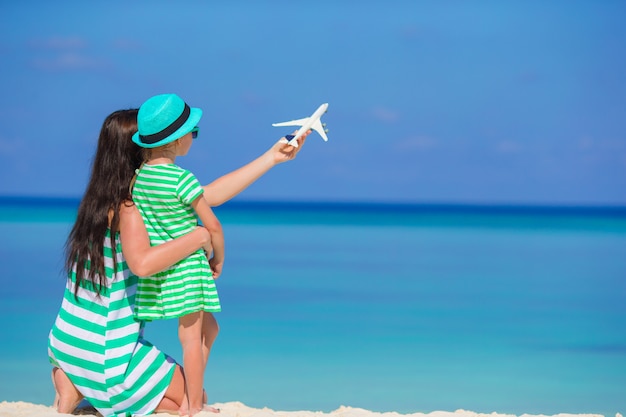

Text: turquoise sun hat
xmin=132 ymin=93 xmax=202 ymax=148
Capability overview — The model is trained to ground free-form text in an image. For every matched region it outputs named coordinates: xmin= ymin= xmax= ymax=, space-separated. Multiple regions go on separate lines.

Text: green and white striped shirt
xmin=132 ymin=163 xmax=221 ymax=320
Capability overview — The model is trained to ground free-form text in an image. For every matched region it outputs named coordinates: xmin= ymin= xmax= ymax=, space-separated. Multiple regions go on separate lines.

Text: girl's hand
xmin=272 ymin=130 xmax=311 ymax=164
xmin=209 ymin=258 xmax=224 ymax=280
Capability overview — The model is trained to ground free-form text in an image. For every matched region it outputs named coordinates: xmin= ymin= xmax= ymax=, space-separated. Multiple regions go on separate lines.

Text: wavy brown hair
xmin=64 ymin=109 xmax=142 ymax=297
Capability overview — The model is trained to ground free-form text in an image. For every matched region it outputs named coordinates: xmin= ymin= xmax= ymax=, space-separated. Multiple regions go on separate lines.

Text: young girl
xmin=130 ymin=93 xmax=224 ymax=416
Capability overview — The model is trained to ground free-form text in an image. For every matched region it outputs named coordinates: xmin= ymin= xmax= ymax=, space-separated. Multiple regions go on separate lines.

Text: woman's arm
xmin=119 ymin=202 xmax=211 ymax=277
xmin=203 ymin=133 xmax=310 ymax=206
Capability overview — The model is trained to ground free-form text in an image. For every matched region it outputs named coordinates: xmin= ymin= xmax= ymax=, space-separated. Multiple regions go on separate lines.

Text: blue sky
xmin=1 ymin=1 xmax=625 ymax=205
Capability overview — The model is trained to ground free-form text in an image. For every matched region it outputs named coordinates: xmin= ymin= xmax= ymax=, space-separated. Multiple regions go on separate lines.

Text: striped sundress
xmin=132 ymin=163 xmax=221 ymax=320
xmin=48 ymin=230 xmax=176 ymax=417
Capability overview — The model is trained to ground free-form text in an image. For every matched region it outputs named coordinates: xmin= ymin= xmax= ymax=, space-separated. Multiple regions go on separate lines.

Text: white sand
xmin=0 ymin=401 xmax=615 ymax=417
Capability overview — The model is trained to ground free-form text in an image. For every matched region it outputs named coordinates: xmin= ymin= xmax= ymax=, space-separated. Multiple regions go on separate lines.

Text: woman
xmin=48 ymin=108 xmax=309 ymax=416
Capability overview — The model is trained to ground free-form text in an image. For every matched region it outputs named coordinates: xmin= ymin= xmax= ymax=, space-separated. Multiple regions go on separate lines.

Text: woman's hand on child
xmin=192 ymin=226 xmax=213 ymax=257
xmin=203 ymin=243 xmax=213 ymax=258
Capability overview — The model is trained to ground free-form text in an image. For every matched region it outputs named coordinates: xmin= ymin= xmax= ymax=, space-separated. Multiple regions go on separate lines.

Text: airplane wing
xmin=271 ymin=117 xmax=311 ymax=127
xmin=311 ymin=119 xmax=328 ymax=142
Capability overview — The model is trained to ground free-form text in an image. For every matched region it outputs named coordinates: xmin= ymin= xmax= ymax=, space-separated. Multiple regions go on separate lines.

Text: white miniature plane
xmin=272 ymin=103 xmax=329 ymax=147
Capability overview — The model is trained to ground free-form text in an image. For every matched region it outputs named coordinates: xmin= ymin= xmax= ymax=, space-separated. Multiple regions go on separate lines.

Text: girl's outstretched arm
xmin=119 ymin=202 xmax=211 ymax=277
xmin=203 ymin=132 xmax=310 ymax=206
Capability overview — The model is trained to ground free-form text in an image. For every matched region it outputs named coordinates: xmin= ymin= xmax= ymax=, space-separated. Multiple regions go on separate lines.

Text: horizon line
xmin=1 ymin=194 xmax=625 ymax=214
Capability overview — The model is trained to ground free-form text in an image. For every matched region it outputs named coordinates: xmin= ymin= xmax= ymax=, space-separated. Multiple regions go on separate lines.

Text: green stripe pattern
xmin=132 ymin=163 xmax=221 ymax=320
xmin=48 ymin=230 xmax=176 ymax=417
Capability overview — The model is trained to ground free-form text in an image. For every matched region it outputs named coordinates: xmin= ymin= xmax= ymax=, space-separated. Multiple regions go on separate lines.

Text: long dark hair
xmin=64 ymin=109 xmax=142 ymax=297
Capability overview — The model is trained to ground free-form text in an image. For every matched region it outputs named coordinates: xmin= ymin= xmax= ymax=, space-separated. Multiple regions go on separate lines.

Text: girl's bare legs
xmin=51 ymin=367 xmax=83 ymax=414
xmin=201 ymin=313 xmax=220 ymax=413
xmin=179 ymin=311 xmax=206 ymax=416
xmin=177 ymin=311 xmax=220 ymax=416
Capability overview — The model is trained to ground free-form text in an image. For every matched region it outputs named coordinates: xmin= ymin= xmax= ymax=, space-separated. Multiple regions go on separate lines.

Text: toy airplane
xmin=272 ymin=103 xmax=329 ymax=147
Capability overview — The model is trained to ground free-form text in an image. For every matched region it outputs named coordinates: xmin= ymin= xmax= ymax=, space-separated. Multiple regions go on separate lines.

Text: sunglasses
xmin=191 ymin=126 xmax=199 ymax=139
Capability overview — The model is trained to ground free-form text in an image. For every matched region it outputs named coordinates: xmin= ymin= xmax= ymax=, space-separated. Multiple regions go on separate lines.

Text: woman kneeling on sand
xmin=48 ymin=108 xmax=308 ymax=416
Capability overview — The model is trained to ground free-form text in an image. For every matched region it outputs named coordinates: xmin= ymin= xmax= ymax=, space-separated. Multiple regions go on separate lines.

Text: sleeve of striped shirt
xmin=177 ymin=169 xmax=204 ymax=205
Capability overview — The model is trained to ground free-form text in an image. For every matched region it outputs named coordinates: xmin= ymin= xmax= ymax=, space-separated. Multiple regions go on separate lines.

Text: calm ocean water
xmin=0 ymin=197 xmax=624 ymax=417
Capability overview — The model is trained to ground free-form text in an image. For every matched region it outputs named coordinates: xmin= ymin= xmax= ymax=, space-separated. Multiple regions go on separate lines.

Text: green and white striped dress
xmin=132 ymin=163 xmax=221 ymax=320
xmin=48 ymin=230 xmax=176 ymax=417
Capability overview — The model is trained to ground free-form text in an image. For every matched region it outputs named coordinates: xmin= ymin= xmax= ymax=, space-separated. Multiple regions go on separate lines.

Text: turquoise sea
xmin=0 ymin=197 xmax=624 ymax=417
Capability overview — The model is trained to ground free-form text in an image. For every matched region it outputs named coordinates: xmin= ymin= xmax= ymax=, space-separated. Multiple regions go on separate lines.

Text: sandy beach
xmin=0 ymin=401 xmax=616 ymax=417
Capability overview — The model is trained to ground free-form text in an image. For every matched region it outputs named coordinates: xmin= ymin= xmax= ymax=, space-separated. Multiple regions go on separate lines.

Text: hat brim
xmin=132 ymin=107 xmax=202 ymax=148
